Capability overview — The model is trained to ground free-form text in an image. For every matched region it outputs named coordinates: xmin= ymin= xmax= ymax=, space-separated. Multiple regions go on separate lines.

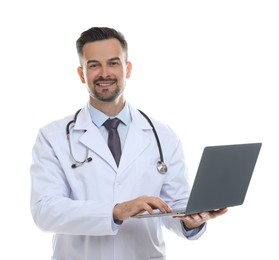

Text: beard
xmin=89 ymin=77 xmax=122 ymax=102
xmin=92 ymin=85 xmax=121 ymax=102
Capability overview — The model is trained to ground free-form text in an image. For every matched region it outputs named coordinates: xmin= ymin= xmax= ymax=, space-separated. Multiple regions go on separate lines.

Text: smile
xmin=95 ymin=79 xmax=117 ymax=87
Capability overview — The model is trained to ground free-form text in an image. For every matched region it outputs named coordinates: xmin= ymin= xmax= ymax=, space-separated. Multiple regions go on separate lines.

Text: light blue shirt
xmin=87 ymin=102 xmax=131 ymax=151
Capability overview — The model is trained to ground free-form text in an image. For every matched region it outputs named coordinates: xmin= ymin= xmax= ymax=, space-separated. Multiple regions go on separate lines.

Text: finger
xmin=143 ymin=196 xmax=171 ymax=214
xmin=142 ymin=204 xmax=155 ymax=215
xmin=191 ymin=213 xmax=203 ymax=222
xmin=149 ymin=197 xmax=172 ymax=213
xmin=209 ymin=208 xmax=228 ymax=218
xmin=178 ymin=213 xmax=204 ymax=222
xmin=199 ymin=212 xmax=210 ymax=220
xmin=173 ymin=215 xmax=191 ymax=220
xmin=218 ymin=208 xmax=228 ymax=214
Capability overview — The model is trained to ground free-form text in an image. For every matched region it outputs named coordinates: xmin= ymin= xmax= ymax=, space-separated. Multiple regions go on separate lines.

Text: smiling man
xmin=30 ymin=27 xmax=227 ymax=260
xmin=77 ymin=34 xmax=132 ymax=115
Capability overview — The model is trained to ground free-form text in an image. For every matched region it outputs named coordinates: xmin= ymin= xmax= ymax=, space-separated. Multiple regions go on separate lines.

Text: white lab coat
xmin=30 ymin=103 xmax=205 ymax=260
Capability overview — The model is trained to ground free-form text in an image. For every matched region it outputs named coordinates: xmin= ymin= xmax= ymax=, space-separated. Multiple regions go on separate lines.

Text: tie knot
xmin=103 ymin=118 xmax=121 ymax=130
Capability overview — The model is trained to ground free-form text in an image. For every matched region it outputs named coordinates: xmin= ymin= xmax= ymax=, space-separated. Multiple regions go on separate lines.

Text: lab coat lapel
xmin=80 ymin=126 xmax=116 ymax=167
xmin=73 ymin=106 xmax=117 ymax=169
xmin=119 ymin=122 xmax=151 ymax=172
xmin=72 ymin=104 xmax=153 ymax=172
xmin=119 ymin=107 xmax=152 ymax=172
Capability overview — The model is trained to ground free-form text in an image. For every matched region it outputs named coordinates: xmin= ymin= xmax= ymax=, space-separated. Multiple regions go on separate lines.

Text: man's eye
xmin=110 ymin=61 xmax=120 ymax=66
xmin=87 ymin=63 xmax=99 ymax=69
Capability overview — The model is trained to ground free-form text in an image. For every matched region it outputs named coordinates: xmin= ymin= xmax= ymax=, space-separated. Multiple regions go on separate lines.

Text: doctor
xmin=30 ymin=27 xmax=227 ymax=260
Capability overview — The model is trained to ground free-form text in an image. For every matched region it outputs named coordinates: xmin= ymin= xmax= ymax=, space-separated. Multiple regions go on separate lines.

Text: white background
xmin=0 ymin=0 xmax=278 ymax=259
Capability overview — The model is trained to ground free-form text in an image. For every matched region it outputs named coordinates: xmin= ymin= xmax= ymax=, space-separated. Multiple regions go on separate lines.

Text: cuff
xmin=181 ymin=221 xmax=206 ymax=238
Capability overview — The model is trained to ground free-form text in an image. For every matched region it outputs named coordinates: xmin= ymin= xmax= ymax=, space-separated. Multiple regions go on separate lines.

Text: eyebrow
xmin=87 ymin=57 xmax=121 ymax=65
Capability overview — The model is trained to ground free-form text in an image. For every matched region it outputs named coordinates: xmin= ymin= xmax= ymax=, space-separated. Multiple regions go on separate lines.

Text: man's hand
xmin=174 ymin=208 xmax=228 ymax=229
xmin=113 ymin=196 xmax=172 ymax=221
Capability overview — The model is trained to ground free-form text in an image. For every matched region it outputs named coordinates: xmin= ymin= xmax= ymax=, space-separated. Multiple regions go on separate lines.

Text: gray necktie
xmin=103 ymin=118 xmax=122 ymax=166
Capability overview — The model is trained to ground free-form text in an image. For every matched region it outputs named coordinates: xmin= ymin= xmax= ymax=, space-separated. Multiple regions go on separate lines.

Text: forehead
xmin=82 ymin=38 xmax=125 ymax=61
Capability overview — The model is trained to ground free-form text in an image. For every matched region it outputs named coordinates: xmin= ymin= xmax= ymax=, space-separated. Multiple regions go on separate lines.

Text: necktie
xmin=103 ymin=118 xmax=122 ymax=166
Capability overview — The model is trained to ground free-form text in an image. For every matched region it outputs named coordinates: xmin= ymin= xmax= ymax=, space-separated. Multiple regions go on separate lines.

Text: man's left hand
xmin=174 ymin=208 xmax=228 ymax=230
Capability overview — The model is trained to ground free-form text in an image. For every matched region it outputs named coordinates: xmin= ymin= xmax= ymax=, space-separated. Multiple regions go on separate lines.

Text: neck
xmin=90 ymin=97 xmax=126 ymax=117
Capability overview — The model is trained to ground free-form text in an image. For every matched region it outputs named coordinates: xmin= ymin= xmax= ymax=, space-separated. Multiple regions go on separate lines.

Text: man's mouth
xmin=94 ymin=79 xmax=117 ymax=87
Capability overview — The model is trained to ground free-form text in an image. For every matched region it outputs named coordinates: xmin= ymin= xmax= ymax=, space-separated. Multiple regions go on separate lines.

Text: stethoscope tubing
xmin=66 ymin=109 xmax=168 ymax=173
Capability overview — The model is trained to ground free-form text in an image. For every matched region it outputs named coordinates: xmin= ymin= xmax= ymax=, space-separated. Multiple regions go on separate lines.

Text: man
xmin=30 ymin=27 xmax=227 ymax=260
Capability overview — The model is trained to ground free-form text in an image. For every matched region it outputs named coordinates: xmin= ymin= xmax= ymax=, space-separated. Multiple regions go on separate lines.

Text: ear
xmin=126 ymin=62 xmax=132 ymax=79
xmin=77 ymin=66 xmax=86 ymax=83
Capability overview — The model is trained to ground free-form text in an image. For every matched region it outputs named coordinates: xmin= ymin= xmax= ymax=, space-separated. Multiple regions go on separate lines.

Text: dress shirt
xmin=88 ymin=102 xmax=131 ymax=151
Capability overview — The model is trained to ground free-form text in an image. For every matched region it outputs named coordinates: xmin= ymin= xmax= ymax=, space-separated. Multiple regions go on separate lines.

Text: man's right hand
xmin=113 ymin=196 xmax=172 ymax=221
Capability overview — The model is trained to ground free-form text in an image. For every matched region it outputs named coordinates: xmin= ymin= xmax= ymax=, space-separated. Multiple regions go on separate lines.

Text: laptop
xmin=132 ymin=142 xmax=262 ymax=218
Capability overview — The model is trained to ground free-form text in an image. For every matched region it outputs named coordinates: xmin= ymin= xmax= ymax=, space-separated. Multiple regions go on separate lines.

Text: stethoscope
xmin=66 ymin=109 xmax=168 ymax=174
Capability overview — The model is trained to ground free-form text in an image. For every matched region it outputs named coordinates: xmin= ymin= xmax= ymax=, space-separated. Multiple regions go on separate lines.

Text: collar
xmin=87 ymin=102 xmax=131 ymax=127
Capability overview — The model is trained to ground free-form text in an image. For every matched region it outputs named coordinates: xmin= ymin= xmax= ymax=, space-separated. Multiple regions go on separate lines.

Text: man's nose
xmin=99 ymin=66 xmax=110 ymax=78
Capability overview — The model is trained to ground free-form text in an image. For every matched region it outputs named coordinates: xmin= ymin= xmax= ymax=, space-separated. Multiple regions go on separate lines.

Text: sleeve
xmin=181 ymin=221 xmax=206 ymax=240
xmin=30 ymin=128 xmax=118 ymax=236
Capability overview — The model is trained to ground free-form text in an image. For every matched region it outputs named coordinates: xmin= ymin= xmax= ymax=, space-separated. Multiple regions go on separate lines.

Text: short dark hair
xmin=76 ymin=27 xmax=128 ymax=63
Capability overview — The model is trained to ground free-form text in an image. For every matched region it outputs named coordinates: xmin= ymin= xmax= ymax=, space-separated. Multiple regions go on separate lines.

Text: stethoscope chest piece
xmin=157 ymin=161 xmax=168 ymax=174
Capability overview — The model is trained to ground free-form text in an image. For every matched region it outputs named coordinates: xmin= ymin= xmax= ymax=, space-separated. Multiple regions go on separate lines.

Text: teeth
xmin=97 ymin=82 xmax=115 ymax=87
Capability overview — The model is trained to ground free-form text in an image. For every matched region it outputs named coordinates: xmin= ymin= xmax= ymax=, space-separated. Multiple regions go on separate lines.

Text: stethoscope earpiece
xmin=71 ymin=157 xmax=92 ymax=169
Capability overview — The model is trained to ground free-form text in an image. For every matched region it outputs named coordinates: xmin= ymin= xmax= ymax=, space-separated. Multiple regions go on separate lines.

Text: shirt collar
xmin=87 ymin=102 xmax=131 ymax=127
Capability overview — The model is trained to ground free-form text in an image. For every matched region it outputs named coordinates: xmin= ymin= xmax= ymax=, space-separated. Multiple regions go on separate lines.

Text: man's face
xmin=78 ymin=39 xmax=132 ymax=105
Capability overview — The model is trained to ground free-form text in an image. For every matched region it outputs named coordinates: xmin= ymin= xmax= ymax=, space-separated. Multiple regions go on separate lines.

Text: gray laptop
xmin=132 ymin=143 xmax=262 ymax=218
